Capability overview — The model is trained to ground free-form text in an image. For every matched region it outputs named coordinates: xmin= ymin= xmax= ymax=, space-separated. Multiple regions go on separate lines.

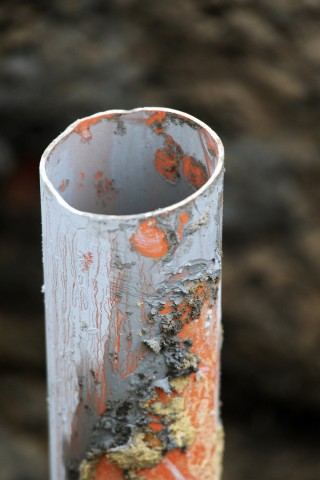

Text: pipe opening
xmin=45 ymin=109 xmax=220 ymax=216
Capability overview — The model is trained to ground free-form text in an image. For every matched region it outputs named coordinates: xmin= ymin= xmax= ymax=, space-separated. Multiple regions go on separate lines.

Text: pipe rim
xmin=40 ymin=107 xmax=224 ymax=220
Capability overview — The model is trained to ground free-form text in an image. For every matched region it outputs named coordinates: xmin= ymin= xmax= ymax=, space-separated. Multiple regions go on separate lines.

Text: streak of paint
xmin=78 ymin=172 xmax=85 ymax=189
xmin=182 ymin=155 xmax=208 ymax=189
xmin=203 ymin=128 xmax=219 ymax=156
xmin=154 ymin=127 xmax=166 ymax=134
xmin=74 ymin=117 xmax=102 ymax=141
xmin=149 ymin=421 xmax=163 ymax=432
xmin=159 ymin=301 xmax=173 ymax=315
xmin=95 ymin=177 xmax=118 ymax=200
xmin=177 ymin=212 xmax=190 ymax=240
xmin=93 ymin=362 xmax=108 ymax=416
xmin=59 ymin=179 xmax=69 ymax=192
xmin=198 ymin=131 xmax=213 ymax=177
xmin=154 ymin=135 xmax=182 ymax=184
xmin=130 ymin=218 xmax=168 ymax=258
xmin=146 ymin=111 xmax=167 ymax=128
xmin=82 ymin=252 xmax=93 ymax=271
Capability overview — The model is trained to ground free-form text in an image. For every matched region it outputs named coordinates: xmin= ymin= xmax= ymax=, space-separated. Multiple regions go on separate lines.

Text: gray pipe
xmin=40 ymin=107 xmax=224 ymax=480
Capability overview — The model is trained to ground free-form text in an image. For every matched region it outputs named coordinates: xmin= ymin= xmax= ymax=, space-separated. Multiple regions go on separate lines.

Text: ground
xmin=0 ymin=1 xmax=320 ymax=478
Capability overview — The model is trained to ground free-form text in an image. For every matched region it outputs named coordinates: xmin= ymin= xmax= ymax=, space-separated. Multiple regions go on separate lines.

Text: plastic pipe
xmin=40 ymin=107 xmax=224 ymax=480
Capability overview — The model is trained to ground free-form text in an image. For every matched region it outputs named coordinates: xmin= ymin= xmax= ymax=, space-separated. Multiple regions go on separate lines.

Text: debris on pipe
xmin=40 ymin=107 xmax=225 ymax=480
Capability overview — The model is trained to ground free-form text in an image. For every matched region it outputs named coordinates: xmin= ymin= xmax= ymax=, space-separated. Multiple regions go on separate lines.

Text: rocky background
xmin=1 ymin=1 xmax=320 ymax=479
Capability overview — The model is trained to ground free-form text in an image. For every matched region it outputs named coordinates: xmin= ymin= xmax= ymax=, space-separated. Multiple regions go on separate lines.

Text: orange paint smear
xmin=113 ymin=308 xmax=125 ymax=372
xmin=154 ymin=387 xmax=179 ymax=404
xmin=153 ymin=127 xmax=166 ymax=134
xmin=154 ymin=134 xmax=182 ymax=184
xmin=177 ymin=302 xmax=192 ymax=323
xmin=92 ymin=456 xmax=123 ymax=480
xmin=74 ymin=117 xmax=102 ymax=141
xmin=198 ymin=131 xmax=214 ymax=177
xmin=177 ymin=212 xmax=189 ymax=240
xmin=82 ymin=252 xmax=93 ymax=271
xmin=159 ymin=301 xmax=173 ymax=315
xmin=95 ymin=177 xmax=118 ymax=200
xmin=203 ymin=128 xmax=218 ymax=156
xmin=149 ymin=421 xmax=163 ymax=432
xmin=148 ymin=413 xmax=160 ymax=421
xmin=130 ymin=218 xmax=168 ymax=258
xmin=154 ymin=150 xmax=178 ymax=183
xmin=94 ymin=364 xmax=108 ymax=416
xmin=58 ymin=179 xmax=69 ymax=192
xmin=146 ymin=111 xmax=166 ymax=127
xmin=143 ymin=387 xmax=180 ymax=413
xmin=182 ymin=155 xmax=209 ymax=189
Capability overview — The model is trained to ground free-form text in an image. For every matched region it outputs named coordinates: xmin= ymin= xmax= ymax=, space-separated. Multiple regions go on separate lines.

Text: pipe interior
xmin=45 ymin=110 xmax=219 ymax=216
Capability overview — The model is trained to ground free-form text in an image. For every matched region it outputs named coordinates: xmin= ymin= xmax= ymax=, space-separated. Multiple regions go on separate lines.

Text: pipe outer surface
xmin=40 ymin=107 xmax=224 ymax=480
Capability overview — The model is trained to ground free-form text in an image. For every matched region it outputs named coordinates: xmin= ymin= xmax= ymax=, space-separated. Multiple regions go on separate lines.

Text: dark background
xmin=1 ymin=1 xmax=320 ymax=479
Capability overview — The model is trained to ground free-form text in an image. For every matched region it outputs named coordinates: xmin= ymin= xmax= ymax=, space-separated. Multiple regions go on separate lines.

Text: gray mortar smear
xmin=65 ymin=260 xmax=220 ymax=480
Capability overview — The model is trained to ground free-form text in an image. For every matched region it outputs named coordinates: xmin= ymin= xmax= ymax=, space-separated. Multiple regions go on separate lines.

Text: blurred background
xmin=1 ymin=1 xmax=320 ymax=479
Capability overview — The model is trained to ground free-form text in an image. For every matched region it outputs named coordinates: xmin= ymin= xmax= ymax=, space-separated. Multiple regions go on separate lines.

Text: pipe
xmin=40 ymin=107 xmax=224 ymax=480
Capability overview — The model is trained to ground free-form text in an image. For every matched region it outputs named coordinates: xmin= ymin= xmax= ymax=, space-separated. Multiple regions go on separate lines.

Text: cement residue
xmin=163 ymin=341 xmax=199 ymax=376
xmin=151 ymin=397 xmax=195 ymax=449
xmin=169 ymin=411 xmax=195 ymax=449
xmin=73 ymin=273 xmax=220 ymax=479
xmin=170 ymin=375 xmax=190 ymax=393
xmin=108 ymin=114 xmax=127 ymax=136
xmin=161 ymin=315 xmax=183 ymax=335
xmin=143 ymin=336 xmax=162 ymax=353
xmin=107 ymin=430 xmax=163 ymax=470
xmin=188 ymin=205 xmax=211 ymax=233
xmin=166 ymin=112 xmax=202 ymax=132
xmin=79 ymin=457 xmax=99 ymax=480
xmin=79 ymin=428 xmax=163 ymax=480
xmin=125 ymin=471 xmax=145 ymax=480
xmin=151 ymin=396 xmax=183 ymax=418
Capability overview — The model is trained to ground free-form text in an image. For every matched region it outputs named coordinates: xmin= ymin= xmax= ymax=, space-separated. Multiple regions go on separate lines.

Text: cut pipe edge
xmin=40 ymin=107 xmax=224 ymax=480
xmin=40 ymin=107 xmax=224 ymax=221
